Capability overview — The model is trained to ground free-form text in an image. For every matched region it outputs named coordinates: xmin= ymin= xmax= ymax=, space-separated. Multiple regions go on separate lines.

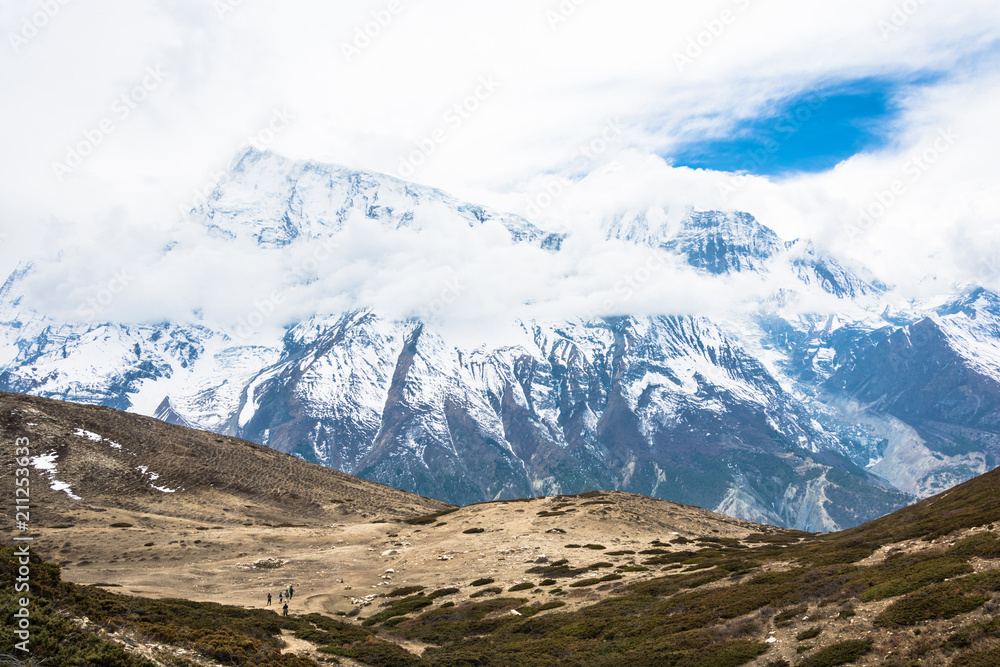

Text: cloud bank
xmin=2 ymin=0 xmax=999 ymax=331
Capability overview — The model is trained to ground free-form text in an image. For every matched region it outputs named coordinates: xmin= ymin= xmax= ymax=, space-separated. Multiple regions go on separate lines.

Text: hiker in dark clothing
xmin=279 ymin=591 xmax=283 ymax=603
xmin=267 ymin=592 xmax=272 ymax=606
xmin=282 ymin=602 xmax=289 ymax=617
xmin=289 ymin=584 xmax=294 ymax=599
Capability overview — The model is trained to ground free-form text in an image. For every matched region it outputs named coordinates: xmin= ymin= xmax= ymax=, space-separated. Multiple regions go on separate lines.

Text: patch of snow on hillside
xmin=31 ymin=451 xmax=81 ymax=499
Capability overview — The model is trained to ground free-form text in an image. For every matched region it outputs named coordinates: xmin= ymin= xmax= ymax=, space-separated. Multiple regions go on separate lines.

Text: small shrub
xmin=948 ymin=532 xmax=1000 ymax=559
xmin=516 ymin=601 xmax=566 ymax=617
xmin=539 ymin=579 xmax=557 ymax=586
xmin=569 ymin=573 xmax=622 ymax=588
xmin=382 ymin=616 xmax=409 ymax=627
xmin=796 ymin=626 xmax=822 ymax=641
xmin=796 ymin=640 xmax=873 ymax=667
xmin=362 ymin=595 xmax=433 ymax=626
xmin=508 ymin=582 xmax=534 ymax=592
xmin=405 ymin=508 xmax=459 ymax=525
xmin=388 ymin=586 xmax=425 ymax=597
xmin=874 ymin=572 xmax=1000 ymax=627
xmin=470 ymin=578 xmax=495 ymax=587
xmin=470 ymin=587 xmax=502 ymax=599
xmin=109 ymin=523 xmax=133 ymax=528
xmin=427 ymin=587 xmax=459 ymax=600
xmin=773 ymin=605 xmax=808 ymax=627
xmin=582 ymin=544 xmax=606 ymax=550
xmin=321 ymin=638 xmax=422 ymax=666
xmin=953 ymin=646 xmax=1000 ymax=667
xmin=463 ymin=527 xmax=485 ymax=534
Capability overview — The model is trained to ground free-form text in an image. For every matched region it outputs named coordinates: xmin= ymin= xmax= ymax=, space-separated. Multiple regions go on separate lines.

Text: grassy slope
xmin=4 ymin=469 xmax=1000 ymax=666
xmin=3 ymin=388 xmax=1000 ymax=666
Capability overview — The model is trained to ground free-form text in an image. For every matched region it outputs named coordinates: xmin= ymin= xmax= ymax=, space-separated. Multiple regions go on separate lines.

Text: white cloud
xmin=1 ymin=0 xmax=999 ymax=319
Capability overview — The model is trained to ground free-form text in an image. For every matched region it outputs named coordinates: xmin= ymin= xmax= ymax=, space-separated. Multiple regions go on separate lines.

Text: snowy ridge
xmin=3 ymin=149 xmax=1000 ymax=530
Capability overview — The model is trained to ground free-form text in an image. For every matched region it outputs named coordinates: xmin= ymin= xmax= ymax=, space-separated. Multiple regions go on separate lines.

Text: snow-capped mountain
xmin=198 ymin=148 xmax=563 ymax=249
xmin=3 ymin=147 xmax=998 ymax=531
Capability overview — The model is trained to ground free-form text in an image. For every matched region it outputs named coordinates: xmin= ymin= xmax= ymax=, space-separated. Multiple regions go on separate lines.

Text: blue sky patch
xmin=671 ymin=78 xmax=915 ymax=176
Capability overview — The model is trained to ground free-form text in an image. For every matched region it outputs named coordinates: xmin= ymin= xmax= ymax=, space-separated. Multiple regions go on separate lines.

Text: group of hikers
xmin=265 ymin=584 xmax=295 ymax=616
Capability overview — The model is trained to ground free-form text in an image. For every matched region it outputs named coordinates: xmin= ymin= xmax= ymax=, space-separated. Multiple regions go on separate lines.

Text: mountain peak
xmin=196 ymin=150 xmax=556 ymax=249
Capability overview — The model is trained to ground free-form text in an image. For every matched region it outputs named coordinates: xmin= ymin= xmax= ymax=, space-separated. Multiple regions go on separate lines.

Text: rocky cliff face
xmin=3 ymin=148 xmax=998 ymax=530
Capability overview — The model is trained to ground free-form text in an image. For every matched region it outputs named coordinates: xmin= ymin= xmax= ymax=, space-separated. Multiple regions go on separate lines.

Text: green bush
xmin=508 ymin=582 xmax=534 ymax=592
xmin=796 ymin=639 xmax=872 ymax=667
xmin=953 ymin=646 xmax=1000 ymax=667
xmin=858 ymin=554 xmax=971 ymax=602
xmin=949 ymin=532 xmax=1000 ymax=559
xmin=427 ymin=587 xmax=459 ymax=600
xmin=362 ymin=595 xmax=433 ymax=626
xmin=773 ymin=605 xmax=808 ymax=627
xmin=515 ymin=601 xmax=566 ymax=617
xmin=470 ymin=587 xmax=503 ymax=599
xmin=388 ymin=585 xmax=425 ymax=597
xmin=470 ymin=578 xmax=495 ymax=587
xmin=874 ymin=571 xmax=1000 ymax=627
xmin=796 ymin=626 xmax=822 ymax=641
xmin=320 ymin=638 xmax=422 ymax=666
xmin=569 ymin=573 xmax=623 ymax=588
xmin=404 ymin=508 xmax=459 ymax=525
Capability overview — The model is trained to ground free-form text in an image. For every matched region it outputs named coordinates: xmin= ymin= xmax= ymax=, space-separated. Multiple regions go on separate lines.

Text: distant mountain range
xmin=3 ymin=147 xmax=999 ymax=530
